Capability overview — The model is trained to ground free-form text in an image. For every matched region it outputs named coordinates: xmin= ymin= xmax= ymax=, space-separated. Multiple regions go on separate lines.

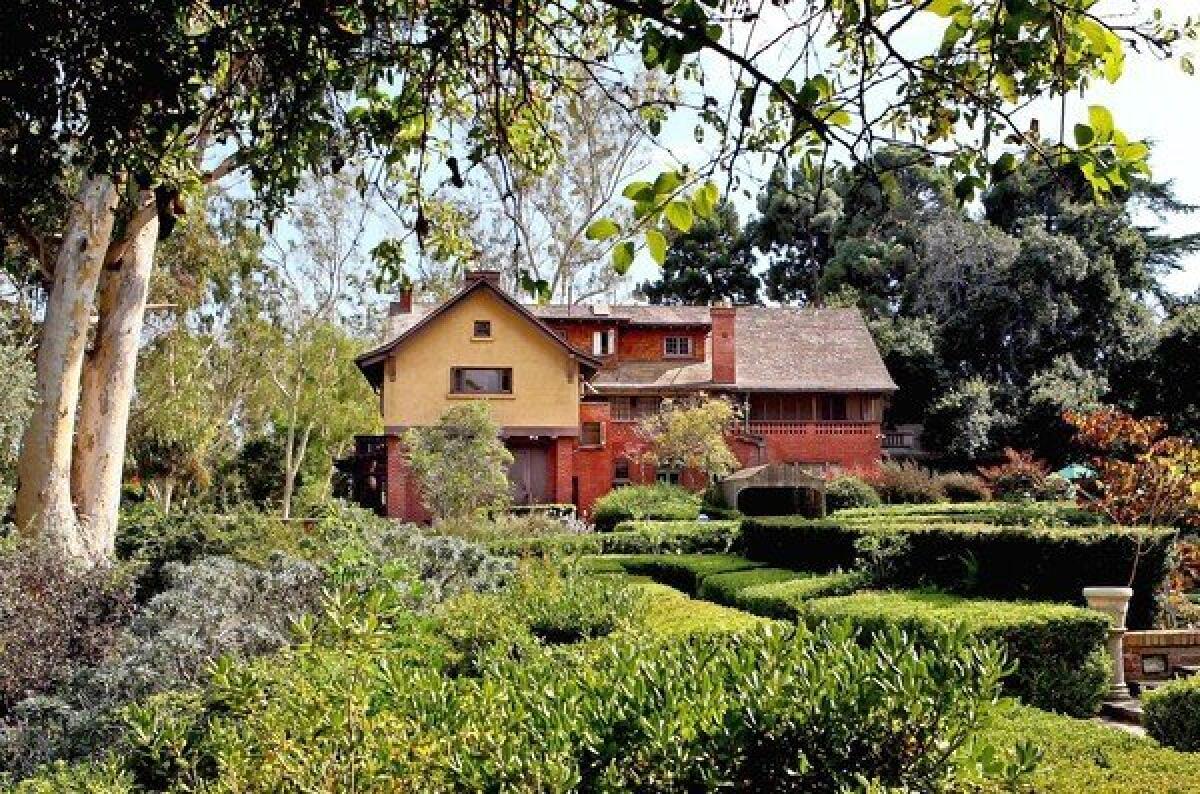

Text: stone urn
xmin=1083 ymin=586 xmax=1134 ymax=702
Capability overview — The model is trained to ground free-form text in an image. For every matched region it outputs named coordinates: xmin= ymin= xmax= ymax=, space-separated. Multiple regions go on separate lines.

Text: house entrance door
xmin=508 ymin=444 xmax=550 ymax=505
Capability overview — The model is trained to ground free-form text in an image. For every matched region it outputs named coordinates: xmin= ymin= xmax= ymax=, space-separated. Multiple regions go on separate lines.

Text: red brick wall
xmin=710 ymin=307 xmax=736 ymax=383
xmin=384 ymin=435 xmax=432 ymax=523
xmin=618 ymin=327 xmax=706 ymax=362
xmin=549 ymin=436 xmax=575 ymax=504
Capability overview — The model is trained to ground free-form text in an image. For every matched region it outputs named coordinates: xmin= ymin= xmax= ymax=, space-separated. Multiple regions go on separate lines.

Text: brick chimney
xmin=711 ymin=302 xmax=737 ymax=384
xmin=464 ymin=269 xmax=503 ymax=288
xmin=385 ymin=285 xmax=413 ymax=339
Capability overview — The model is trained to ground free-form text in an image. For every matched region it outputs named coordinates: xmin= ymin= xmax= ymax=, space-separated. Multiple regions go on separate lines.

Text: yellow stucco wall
xmin=381 ymin=289 xmax=581 ymax=428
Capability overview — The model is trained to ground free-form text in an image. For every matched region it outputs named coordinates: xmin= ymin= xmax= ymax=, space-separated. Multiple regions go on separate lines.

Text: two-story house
xmin=343 ymin=270 xmax=896 ymax=521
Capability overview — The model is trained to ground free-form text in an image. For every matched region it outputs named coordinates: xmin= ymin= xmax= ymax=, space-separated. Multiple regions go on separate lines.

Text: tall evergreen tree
xmin=638 ymin=201 xmax=759 ymax=306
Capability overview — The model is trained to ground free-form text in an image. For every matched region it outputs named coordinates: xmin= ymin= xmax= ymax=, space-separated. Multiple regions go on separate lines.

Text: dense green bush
xmin=825 ymin=475 xmax=881 ymax=511
xmin=489 ymin=519 xmax=740 ymax=557
xmin=591 ymin=484 xmax=701 ymax=531
xmin=866 ymin=461 xmax=943 ymax=504
xmin=972 ymin=701 xmax=1200 ymax=792
xmin=634 ymin=581 xmax=769 ymax=636
xmin=1144 ymin=675 xmax=1200 ymax=751
xmin=742 ymin=517 xmax=1174 ymax=628
xmin=81 ymin=618 xmax=1007 ymax=792
xmin=934 ymin=472 xmax=992 ymax=502
xmin=800 ymin=591 xmax=1110 ymax=715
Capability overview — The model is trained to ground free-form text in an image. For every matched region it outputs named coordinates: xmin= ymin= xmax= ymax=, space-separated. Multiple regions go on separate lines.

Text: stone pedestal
xmin=1084 ymin=586 xmax=1134 ymax=702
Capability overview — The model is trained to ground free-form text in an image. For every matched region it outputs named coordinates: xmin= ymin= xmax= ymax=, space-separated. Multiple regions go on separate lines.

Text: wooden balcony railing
xmin=883 ymin=432 xmax=914 ymax=449
xmin=744 ymin=420 xmax=878 ymax=436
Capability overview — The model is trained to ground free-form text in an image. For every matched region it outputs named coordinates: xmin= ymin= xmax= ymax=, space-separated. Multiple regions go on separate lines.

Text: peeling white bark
xmin=72 ymin=188 xmax=159 ymax=558
xmin=15 ymin=174 xmax=119 ymax=559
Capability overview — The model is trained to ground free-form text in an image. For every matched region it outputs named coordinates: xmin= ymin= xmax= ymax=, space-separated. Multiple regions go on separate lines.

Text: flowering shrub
xmin=934 ymin=472 xmax=992 ymax=502
xmin=864 ymin=461 xmax=943 ymax=504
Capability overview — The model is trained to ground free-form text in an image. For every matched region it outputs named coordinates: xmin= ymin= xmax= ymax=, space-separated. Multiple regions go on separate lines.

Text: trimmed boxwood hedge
xmin=831 ymin=501 xmax=1104 ymax=527
xmin=799 ymin=591 xmax=1110 ymax=716
xmin=722 ymin=573 xmax=866 ymax=620
xmin=606 ymin=553 xmax=763 ymax=593
xmin=741 ymin=517 xmax=1175 ymax=629
xmin=1144 ymin=674 xmax=1200 ymax=752
xmin=974 ymin=702 xmax=1200 ymax=792
xmin=489 ymin=520 xmax=739 ymax=557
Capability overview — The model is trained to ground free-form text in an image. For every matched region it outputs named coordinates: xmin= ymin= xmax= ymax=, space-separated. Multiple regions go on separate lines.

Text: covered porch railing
xmin=743 ymin=420 xmax=878 ymax=436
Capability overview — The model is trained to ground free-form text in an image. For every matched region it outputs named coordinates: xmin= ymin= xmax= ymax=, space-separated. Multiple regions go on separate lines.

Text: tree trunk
xmin=15 ymin=174 xmax=119 ymax=559
xmin=72 ymin=189 xmax=159 ymax=559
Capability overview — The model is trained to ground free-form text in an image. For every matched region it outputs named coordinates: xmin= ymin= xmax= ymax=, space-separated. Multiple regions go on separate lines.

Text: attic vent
xmin=591 ymin=302 xmax=610 ymax=316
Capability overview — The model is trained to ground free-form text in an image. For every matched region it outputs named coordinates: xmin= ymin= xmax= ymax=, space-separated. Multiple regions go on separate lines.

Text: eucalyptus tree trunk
xmin=72 ymin=189 xmax=159 ymax=557
xmin=15 ymin=175 xmax=119 ymax=558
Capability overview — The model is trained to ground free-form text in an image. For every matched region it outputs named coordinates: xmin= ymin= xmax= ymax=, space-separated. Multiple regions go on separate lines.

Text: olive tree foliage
xmin=0 ymin=1 xmax=1194 ymax=559
xmin=405 ymin=402 xmax=514 ymax=521
xmin=637 ymin=395 xmax=741 ymax=479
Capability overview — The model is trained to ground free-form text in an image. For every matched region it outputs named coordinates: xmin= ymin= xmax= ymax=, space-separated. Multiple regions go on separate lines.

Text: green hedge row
xmin=973 ymin=702 xmax=1200 ymax=792
xmin=1144 ymin=675 xmax=1200 ymax=752
xmin=799 ymin=591 xmax=1110 ymax=716
xmin=488 ymin=520 xmax=739 ymax=557
xmin=586 ymin=554 xmax=865 ymax=621
xmin=742 ymin=518 xmax=1175 ymax=629
xmin=832 ymin=500 xmax=1104 ymax=527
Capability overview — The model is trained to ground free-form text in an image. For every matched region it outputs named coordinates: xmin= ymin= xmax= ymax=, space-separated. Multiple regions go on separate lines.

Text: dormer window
xmin=592 ymin=329 xmax=616 ymax=356
xmin=473 ymin=320 xmax=492 ymax=339
xmin=664 ymin=336 xmax=693 ymax=358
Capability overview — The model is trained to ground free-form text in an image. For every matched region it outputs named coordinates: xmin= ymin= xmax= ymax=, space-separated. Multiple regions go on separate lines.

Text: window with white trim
xmin=592 ymin=329 xmax=617 ymax=356
xmin=664 ymin=336 xmax=693 ymax=357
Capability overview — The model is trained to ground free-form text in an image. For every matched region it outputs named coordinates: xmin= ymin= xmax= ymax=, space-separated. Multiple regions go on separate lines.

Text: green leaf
xmin=991 ymin=153 xmax=1017 ymax=179
xmin=922 ymin=0 xmax=961 ymax=18
xmin=1183 ymin=55 xmax=1196 ymax=76
xmin=692 ymin=180 xmax=718 ymax=218
xmin=665 ymin=201 xmax=694 ymax=232
xmin=1088 ymin=105 xmax=1114 ymax=141
xmin=1073 ymin=123 xmax=1095 ymax=147
xmin=622 ymin=181 xmax=655 ymax=201
xmin=645 ymin=229 xmax=667 ymax=266
xmin=612 ymin=241 xmax=635 ymax=274
xmin=585 ymin=219 xmax=620 ymax=241
xmin=653 ymin=170 xmax=682 ymax=195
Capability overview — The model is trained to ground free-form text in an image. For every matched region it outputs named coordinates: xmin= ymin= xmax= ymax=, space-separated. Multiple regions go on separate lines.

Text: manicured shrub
xmin=935 ymin=472 xmax=992 ymax=502
xmin=971 ymin=701 xmax=1200 ymax=792
xmin=830 ymin=501 xmax=1103 ymax=527
xmin=489 ymin=519 xmax=739 ymax=557
xmin=102 ymin=621 xmax=1007 ymax=792
xmin=865 ymin=461 xmax=943 ymax=504
xmin=825 ymin=475 xmax=881 ymax=511
xmin=634 ymin=581 xmax=769 ymax=635
xmin=0 ymin=542 xmax=136 ymax=714
xmin=1144 ymin=675 xmax=1200 ymax=751
xmin=724 ymin=573 xmax=866 ymax=620
xmin=800 ymin=590 xmax=1110 ymax=715
xmin=697 ymin=567 xmax=808 ymax=604
xmin=612 ymin=553 xmax=764 ymax=593
xmin=591 ymin=484 xmax=701 ymax=531
xmin=741 ymin=517 xmax=1174 ymax=628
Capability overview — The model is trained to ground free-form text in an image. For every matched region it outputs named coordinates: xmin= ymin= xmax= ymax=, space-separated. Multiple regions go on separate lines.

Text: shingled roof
xmin=730 ymin=307 xmax=896 ymax=392
xmin=364 ymin=296 xmax=895 ymax=393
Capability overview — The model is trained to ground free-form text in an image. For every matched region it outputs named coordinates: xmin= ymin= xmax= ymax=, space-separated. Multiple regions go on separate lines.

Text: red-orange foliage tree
xmin=1066 ymin=409 xmax=1200 ymax=530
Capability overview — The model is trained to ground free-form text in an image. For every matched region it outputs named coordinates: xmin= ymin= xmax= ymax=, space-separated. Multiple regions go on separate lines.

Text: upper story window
xmin=818 ymin=394 xmax=848 ymax=421
xmin=611 ymin=396 xmax=662 ymax=421
xmin=664 ymin=336 xmax=693 ymax=357
xmin=592 ymin=329 xmax=616 ymax=356
xmin=451 ymin=367 xmax=512 ymax=395
xmin=473 ymin=320 xmax=492 ymax=339
xmin=613 ymin=458 xmax=630 ymax=483
xmin=580 ymin=421 xmax=603 ymax=447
